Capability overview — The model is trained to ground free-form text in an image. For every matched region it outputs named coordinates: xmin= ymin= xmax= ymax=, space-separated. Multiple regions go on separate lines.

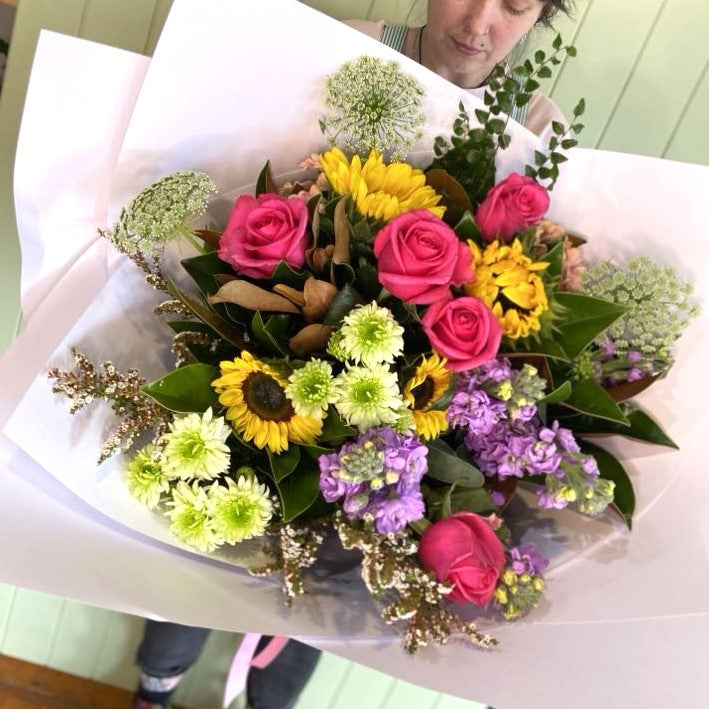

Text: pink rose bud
xmin=373 ymin=210 xmax=474 ymax=304
xmin=421 ymin=296 xmax=502 ymax=372
xmin=475 ymin=172 xmax=550 ymax=243
xmin=218 ymin=193 xmax=309 ymax=279
xmin=418 ymin=512 xmax=506 ymax=605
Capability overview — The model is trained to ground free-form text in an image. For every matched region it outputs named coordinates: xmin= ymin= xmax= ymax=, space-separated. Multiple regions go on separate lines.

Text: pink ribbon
xmin=222 ymin=633 xmax=290 ymax=708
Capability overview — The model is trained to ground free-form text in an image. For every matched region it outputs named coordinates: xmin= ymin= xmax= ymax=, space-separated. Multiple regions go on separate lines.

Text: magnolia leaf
xmin=562 ymin=377 xmax=629 ymax=425
xmin=276 ymin=457 xmax=322 ymax=523
xmin=452 ymin=211 xmax=482 ymax=240
xmin=272 ymin=283 xmax=306 ymax=308
xmin=303 ymin=278 xmax=338 ymax=322
xmin=559 ymin=408 xmax=678 ymax=448
xmin=271 ymin=261 xmax=309 ymax=288
xmin=167 ymin=278 xmax=249 ymax=349
xmin=208 ymin=280 xmax=300 ymax=313
xmin=425 ymin=169 xmax=475 ymax=217
xmin=289 ymin=324 xmax=332 ymax=356
xmin=193 ymin=229 xmax=221 ymax=249
xmin=330 ymin=197 xmax=351 ymax=288
xmin=425 ymin=486 xmax=495 ymax=522
xmin=426 ymin=439 xmax=484 ymax=488
xmin=255 ymin=160 xmax=277 ymax=196
xmin=553 ymin=292 xmax=627 ymax=360
xmin=539 ymin=239 xmax=565 ymax=281
xmin=267 ymin=446 xmax=301 ymax=483
xmin=142 ymin=363 xmax=219 ymax=413
xmin=579 ymin=440 xmax=635 ymax=529
xmin=604 ymin=374 xmax=661 ymax=403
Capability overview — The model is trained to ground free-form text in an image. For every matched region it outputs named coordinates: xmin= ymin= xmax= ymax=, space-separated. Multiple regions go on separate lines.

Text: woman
xmin=133 ymin=3 xmax=573 ymax=708
xmin=349 ymin=0 xmax=573 ymax=138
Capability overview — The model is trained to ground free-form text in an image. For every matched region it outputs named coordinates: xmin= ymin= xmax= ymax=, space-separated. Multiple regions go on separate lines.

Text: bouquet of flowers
xmin=49 ymin=44 xmax=697 ymax=653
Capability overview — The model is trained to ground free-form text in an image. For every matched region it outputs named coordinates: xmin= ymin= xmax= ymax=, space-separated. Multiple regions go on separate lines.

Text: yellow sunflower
xmin=319 ymin=147 xmax=444 ymax=221
xmin=465 ymin=239 xmax=549 ymax=339
xmin=211 ymin=352 xmax=321 ymax=453
xmin=402 ymin=353 xmax=451 ymax=440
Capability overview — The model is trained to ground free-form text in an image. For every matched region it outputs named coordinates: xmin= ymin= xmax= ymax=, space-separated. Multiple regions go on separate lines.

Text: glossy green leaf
xmin=276 ymin=457 xmax=321 ymax=522
xmin=166 ymin=278 xmax=249 ymax=350
xmin=424 ymin=486 xmax=495 ymax=522
xmin=426 ymin=439 xmax=484 ymax=488
xmin=554 ymin=292 xmax=626 ymax=360
xmin=181 ymin=252 xmax=230 ymax=297
xmin=563 ymin=377 xmax=629 ymax=425
xmin=452 ymin=211 xmax=481 ymax=240
xmin=320 ymin=408 xmax=356 ymax=445
xmin=539 ymin=239 xmax=565 ymax=281
xmin=538 ymin=379 xmax=572 ymax=405
xmin=267 ymin=446 xmax=301 ymax=483
xmin=559 ymin=408 xmax=678 ymax=448
xmin=142 ymin=363 xmax=219 ymax=413
xmin=251 ymin=311 xmax=290 ymax=356
xmin=579 ymin=440 xmax=635 ymax=529
xmin=323 ymin=284 xmax=363 ymax=326
xmin=255 ymin=160 xmax=276 ymax=196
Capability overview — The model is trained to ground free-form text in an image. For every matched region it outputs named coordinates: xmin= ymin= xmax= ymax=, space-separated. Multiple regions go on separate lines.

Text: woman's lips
xmin=452 ymin=38 xmax=485 ymax=56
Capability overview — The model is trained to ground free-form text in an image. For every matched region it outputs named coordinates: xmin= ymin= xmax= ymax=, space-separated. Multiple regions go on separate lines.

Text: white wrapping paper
xmin=2 ymin=2 xmax=709 ymax=707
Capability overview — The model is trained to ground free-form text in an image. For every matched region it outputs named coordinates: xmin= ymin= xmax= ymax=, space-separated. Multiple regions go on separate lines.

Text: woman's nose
xmin=464 ymin=0 xmax=497 ymax=36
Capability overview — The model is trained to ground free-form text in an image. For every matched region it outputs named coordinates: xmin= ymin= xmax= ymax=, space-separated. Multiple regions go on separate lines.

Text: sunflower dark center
xmin=243 ymin=372 xmax=294 ymax=422
xmin=411 ymin=377 xmax=435 ymax=410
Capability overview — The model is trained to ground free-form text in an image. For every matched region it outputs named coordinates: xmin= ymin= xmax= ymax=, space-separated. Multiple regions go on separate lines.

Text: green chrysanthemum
xmin=340 ymin=302 xmax=404 ymax=367
xmin=160 ymin=408 xmax=231 ymax=481
xmin=125 ymin=444 xmax=170 ymax=509
xmin=106 ymin=171 xmax=215 ymax=255
xmin=208 ymin=475 xmax=273 ymax=544
xmin=285 ymin=360 xmax=340 ymax=418
xmin=321 ymin=55 xmax=425 ymax=161
xmin=326 ymin=329 xmax=348 ymax=362
xmin=335 ymin=363 xmax=404 ymax=429
xmin=165 ymin=481 xmax=220 ymax=552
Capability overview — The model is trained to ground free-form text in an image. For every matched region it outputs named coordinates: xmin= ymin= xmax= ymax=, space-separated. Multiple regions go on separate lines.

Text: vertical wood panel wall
xmin=1 ymin=0 xmax=708 ymax=706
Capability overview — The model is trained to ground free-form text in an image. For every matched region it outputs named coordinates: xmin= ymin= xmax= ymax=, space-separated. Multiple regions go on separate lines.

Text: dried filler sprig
xmin=334 ymin=513 xmax=497 ymax=653
xmin=48 ymin=348 xmax=171 ymax=463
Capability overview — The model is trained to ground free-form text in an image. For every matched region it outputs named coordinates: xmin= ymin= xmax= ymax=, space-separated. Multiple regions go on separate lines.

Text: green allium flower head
xmin=125 ymin=444 xmax=170 ymax=509
xmin=339 ymin=440 xmax=385 ymax=483
xmin=495 ymin=567 xmax=546 ymax=621
xmin=207 ymin=476 xmax=273 ymax=544
xmin=583 ymin=256 xmax=698 ymax=373
xmin=107 ymin=171 xmax=215 ymax=255
xmin=161 ymin=407 xmax=231 ymax=481
xmin=577 ymin=477 xmax=615 ymax=517
xmin=335 ymin=363 xmax=404 ymax=429
xmin=340 ymin=302 xmax=405 ymax=367
xmin=165 ymin=480 xmax=220 ymax=552
xmin=321 ymin=55 xmax=425 ymax=161
xmin=285 ymin=359 xmax=340 ymax=418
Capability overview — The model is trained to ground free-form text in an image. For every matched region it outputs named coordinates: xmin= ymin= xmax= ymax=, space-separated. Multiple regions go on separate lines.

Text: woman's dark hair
xmin=538 ymin=0 xmax=574 ymax=26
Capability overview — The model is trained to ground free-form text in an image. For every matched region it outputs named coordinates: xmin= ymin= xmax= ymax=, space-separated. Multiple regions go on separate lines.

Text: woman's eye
xmin=504 ymin=2 xmax=529 ymax=16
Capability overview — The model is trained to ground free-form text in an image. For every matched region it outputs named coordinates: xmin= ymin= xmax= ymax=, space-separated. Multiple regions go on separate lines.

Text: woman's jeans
xmin=136 ymin=620 xmax=321 ymax=709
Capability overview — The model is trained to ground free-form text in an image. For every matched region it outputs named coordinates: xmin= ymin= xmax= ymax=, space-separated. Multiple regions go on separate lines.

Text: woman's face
xmin=425 ymin=0 xmax=546 ymax=88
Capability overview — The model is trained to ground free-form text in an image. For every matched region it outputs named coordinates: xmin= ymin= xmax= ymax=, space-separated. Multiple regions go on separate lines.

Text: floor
xmin=0 ymin=654 xmax=189 ymax=709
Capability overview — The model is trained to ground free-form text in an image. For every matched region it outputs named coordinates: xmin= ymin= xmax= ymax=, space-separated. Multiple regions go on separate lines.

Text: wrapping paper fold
xmin=1 ymin=2 xmax=709 ymax=706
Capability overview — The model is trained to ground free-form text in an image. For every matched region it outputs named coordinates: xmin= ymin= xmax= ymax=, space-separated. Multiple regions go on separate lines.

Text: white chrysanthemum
xmin=207 ymin=475 xmax=273 ymax=544
xmin=335 ymin=363 xmax=404 ymax=429
xmin=285 ymin=359 xmax=340 ymax=418
xmin=165 ymin=481 xmax=220 ymax=552
xmin=161 ymin=408 xmax=231 ymax=481
xmin=340 ymin=302 xmax=404 ymax=367
xmin=125 ymin=444 xmax=170 ymax=509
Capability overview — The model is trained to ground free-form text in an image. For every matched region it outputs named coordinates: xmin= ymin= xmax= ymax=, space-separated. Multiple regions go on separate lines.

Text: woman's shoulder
xmin=525 ymin=92 xmax=567 ymax=140
xmin=343 ymin=19 xmax=386 ymax=41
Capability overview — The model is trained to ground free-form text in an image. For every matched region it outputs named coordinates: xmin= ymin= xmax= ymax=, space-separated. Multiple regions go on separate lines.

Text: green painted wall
xmin=1 ymin=0 xmax=707 ymax=706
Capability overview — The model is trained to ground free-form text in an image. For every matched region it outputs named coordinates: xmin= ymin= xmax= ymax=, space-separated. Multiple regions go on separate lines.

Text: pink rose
xmin=373 ymin=210 xmax=474 ymax=304
xmin=418 ymin=512 xmax=505 ymax=605
xmin=218 ymin=193 xmax=309 ymax=279
xmin=421 ymin=297 xmax=501 ymax=372
xmin=475 ymin=173 xmax=550 ymax=243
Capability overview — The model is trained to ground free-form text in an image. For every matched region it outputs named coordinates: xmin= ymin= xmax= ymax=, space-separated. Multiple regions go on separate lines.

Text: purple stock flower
xmin=447 ymin=389 xmax=507 ymax=435
xmin=509 ymin=543 xmax=549 ymax=575
xmin=627 ymin=367 xmax=644 ymax=381
xmin=627 ymin=350 xmax=643 ymax=363
xmin=368 ymin=492 xmax=425 ymax=533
